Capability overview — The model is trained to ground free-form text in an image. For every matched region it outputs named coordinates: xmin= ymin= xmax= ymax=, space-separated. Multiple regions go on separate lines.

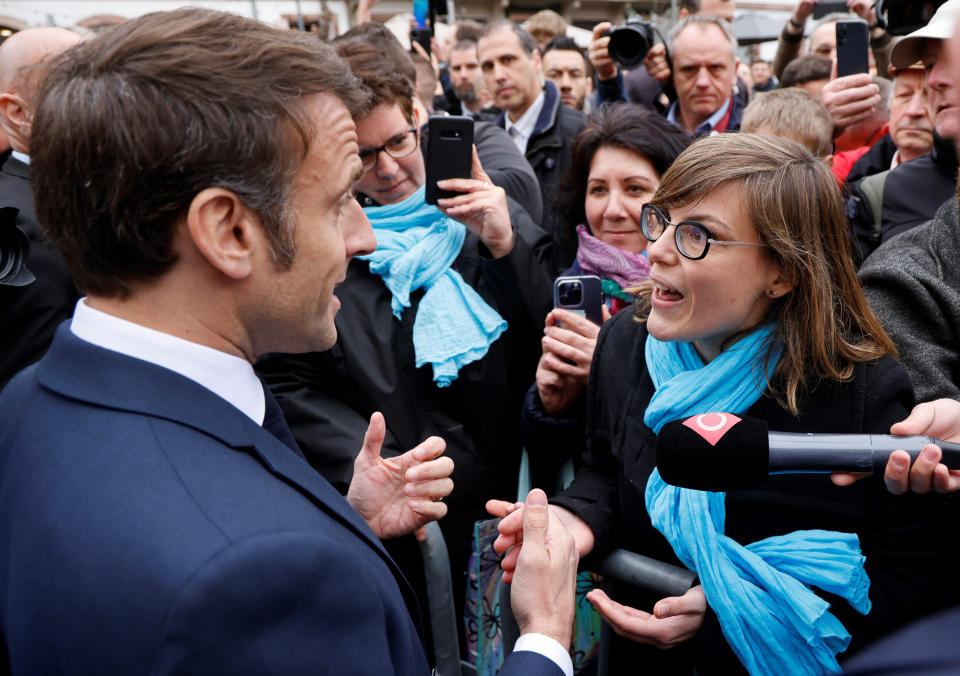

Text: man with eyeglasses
xmin=256 ymin=41 xmax=556 ymax=649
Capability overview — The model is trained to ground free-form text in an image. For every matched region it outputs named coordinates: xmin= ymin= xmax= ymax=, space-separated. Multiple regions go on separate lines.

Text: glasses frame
xmin=640 ymin=203 xmax=766 ymax=261
xmin=358 ymin=127 xmax=419 ymax=172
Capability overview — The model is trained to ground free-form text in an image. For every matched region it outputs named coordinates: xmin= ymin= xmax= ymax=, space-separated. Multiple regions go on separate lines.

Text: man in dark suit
xmin=0 ymin=26 xmax=82 ymax=388
xmin=0 ymin=9 xmax=576 ymax=675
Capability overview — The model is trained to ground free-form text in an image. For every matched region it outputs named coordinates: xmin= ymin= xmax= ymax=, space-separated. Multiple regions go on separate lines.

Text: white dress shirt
xmin=70 ymin=298 xmax=265 ymax=423
xmin=504 ymin=90 xmax=546 ymax=154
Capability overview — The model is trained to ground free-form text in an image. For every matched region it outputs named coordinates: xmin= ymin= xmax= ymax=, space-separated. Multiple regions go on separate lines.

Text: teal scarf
xmin=643 ymin=329 xmax=871 ymax=675
xmin=361 ymin=186 xmax=507 ymax=387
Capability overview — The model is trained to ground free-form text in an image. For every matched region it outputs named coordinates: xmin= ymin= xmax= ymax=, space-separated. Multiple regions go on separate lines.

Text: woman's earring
xmin=768 ymin=289 xmax=777 ymax=297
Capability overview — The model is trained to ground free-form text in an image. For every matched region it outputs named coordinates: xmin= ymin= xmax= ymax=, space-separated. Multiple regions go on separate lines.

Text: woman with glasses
xmin=492 ymin=134 xmax=959 ymax=674
xmin=257 ymin=42 xmax=555 ymax=639
xmin=522 ymin=104 xmax=691 ymax=490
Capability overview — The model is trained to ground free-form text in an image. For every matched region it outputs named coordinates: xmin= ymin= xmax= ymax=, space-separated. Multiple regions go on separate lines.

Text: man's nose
xmin=344 ymin=201 xmax=377 ymax=258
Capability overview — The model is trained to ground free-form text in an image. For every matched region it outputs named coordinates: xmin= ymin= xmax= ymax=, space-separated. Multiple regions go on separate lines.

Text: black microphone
xmin=655 ymin=412 xmax=960 ymax=491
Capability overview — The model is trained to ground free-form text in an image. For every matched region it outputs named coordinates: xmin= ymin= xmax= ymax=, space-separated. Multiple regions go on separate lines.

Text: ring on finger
xmin=432 ymin=496 xmax=444 ymax=502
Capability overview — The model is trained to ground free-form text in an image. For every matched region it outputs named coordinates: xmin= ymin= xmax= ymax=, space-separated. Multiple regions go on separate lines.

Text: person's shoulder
xmin=554 ymin=102 xmax=585 ymax=137
xmin=597 ymin=308 xmax=647 ymax=357
xmin=860 ymin=202 xmax=951 ymax=272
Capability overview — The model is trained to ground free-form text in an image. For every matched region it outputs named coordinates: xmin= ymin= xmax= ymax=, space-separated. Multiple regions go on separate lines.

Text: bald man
xmin=0 ymin=27 xmax=83 ymax=388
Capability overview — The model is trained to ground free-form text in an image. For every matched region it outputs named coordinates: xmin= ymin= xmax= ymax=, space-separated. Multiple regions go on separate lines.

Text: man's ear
xmin=0 ymin=92 xmax=28 ymax=136
xmin=186 ymin=188 xmax=259 ymax=280
xmin=733 ymin=58 xmax=741 ymax=87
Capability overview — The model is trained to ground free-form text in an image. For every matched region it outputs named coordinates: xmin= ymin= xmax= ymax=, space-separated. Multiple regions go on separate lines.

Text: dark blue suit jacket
xmin=0 ymin=326 xmax=563 ymax=675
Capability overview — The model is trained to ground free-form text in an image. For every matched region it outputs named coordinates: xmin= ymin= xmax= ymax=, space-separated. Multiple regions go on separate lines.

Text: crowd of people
xmin=2 ymin=1 xmax=960 ymax=675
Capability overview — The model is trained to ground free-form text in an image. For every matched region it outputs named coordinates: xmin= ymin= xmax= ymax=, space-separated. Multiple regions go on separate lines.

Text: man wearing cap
xmin=849 ymin=0 xmax=960 ymax=264
xmin=857 ymin=0 xmax=960 ymax=407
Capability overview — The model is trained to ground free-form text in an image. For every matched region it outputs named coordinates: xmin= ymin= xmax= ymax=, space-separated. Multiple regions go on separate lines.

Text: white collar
xmin=10 ymin=150 xmax=29 ymax=165
xmin=69 ymin=298 xmax=266 ymax=423
xmin=504 ymin=90 xmax=545 ymax=152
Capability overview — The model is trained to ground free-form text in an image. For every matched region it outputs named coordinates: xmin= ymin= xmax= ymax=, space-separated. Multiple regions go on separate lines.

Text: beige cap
xmin=891 ymin=0 xmax=960 ymax=69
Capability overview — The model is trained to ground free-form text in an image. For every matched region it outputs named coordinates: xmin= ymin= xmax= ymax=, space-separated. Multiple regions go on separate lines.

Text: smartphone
xmin=410 ymin=27 xmax=432 ymax=56
xmin=553 ymin=275 xmax=603 ymax=326
xmin=425 ymin=116 xmax=474 ymax=205
xmin=812 ymin=0 xmax=848 ymax=19
xmin=836 ymin=19 xmax=870 ymax=77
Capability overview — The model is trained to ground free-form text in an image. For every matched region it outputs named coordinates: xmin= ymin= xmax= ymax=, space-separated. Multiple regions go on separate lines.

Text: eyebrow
xmin=680 ymin=213 xmax=735 ymax=233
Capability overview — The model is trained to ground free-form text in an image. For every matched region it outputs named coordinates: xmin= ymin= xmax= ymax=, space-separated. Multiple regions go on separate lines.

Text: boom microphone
xmin=655 ymin=412 xmax=960 ymax=491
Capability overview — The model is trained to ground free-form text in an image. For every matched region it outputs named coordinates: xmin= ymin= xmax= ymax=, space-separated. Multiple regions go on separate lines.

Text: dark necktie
xmin=261 ymin=383 xmax=305 ymax=459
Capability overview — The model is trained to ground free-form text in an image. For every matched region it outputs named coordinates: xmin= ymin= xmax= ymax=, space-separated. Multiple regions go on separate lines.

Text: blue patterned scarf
xmin=643 ymin=329 xmax=871 ymax=675
xmin=361 ymin=186 xmax=507 ymax=387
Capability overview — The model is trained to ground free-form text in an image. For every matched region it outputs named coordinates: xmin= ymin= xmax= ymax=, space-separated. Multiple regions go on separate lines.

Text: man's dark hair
xmin=32 ymin=8 xmax=368 ymax=297
xmin=452 ymin=38 xmax=478 ymax=53
xmin=679 ymin=0 xmax=702 ymax=13
xmin=542 ymin=35 xmax=593 ymax=78
xmin=558 ymin=102 xmax=693 ymax=253
xmin=779 ymin=54 xmax=832 ymax=87
xmin=481 ymin=21 xmax=538 ymax=56
xmin=452 ymin=20 xmax=485 ymax=43
xmin=750 ymin=58 xmax=770 ymax=67
xmin=333 ymin=22 xmax=417 ymax=86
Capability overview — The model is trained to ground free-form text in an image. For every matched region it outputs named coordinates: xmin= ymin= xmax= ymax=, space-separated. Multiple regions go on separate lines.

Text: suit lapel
xmin=38 ymin=325 xmax=422 ymax=629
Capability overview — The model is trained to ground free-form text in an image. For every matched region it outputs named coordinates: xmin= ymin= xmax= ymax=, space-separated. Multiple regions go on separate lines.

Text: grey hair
xmin=670 ymin=14 xmax=738 ymax=61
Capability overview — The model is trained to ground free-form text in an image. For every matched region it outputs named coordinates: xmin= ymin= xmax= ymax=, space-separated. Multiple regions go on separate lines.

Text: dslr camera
xmin=605 ymin=18 xmax=657 ymax=69
xmin=0 ymin=206 xmax=34 ymax=287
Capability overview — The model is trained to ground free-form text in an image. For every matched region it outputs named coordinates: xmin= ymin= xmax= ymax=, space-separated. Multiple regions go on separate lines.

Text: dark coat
xmin=860 ymin=197 xmax=960 ymax=403
xmin=847 ymin=132 xmax=958 ymax=266
xmin=844 ymin=133 xmax=899 ymax=186
xmin=0 ymin=326 xmax=427 ymax=674
xmin=551 ymin=310 xmax=960 ymax=674
xmin=256 ymin=204 xmax=554 ymax=625
xmin=0 ymin=155 xmax=78 ymax=388
xmin=495 ymin=81 xmax=584 ymax=271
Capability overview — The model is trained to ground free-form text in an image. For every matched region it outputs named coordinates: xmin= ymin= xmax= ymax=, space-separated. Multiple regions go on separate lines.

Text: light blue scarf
xmin=643 ymin=329 xmax=871 ymax=675
xmin=361 ymin=185 xmax=507 ymax=387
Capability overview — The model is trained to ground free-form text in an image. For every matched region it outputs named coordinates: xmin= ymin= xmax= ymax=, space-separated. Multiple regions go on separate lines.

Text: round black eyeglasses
xmin=358 ymin=128 xmax=419 ymax=172
xmin=640 ymin=203 xmax=766 ymax=260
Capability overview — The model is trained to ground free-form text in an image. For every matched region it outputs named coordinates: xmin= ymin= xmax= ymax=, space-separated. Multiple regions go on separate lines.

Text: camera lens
xmin=558 ymin=280 xmax=582 ymax=306
xmin=607 ymin=22 xmax=653 ymax=69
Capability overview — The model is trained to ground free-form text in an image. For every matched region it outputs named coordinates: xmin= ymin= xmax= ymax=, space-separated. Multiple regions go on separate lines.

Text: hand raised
xmin=348 ymin=412 xmax=454 ymax=539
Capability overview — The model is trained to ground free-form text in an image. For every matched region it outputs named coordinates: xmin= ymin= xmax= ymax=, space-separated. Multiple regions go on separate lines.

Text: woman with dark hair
xmin=523 ymin=103 xmax=691 ymax=488
xmin=496 ymin=134 xmax=960 ymax=674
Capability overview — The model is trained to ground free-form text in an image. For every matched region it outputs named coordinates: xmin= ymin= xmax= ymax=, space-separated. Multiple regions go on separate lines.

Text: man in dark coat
xmin=0 ymin=10 xmax=575 ymax=675
xmin=0 ymin=26 xmax=81 ymax=388
xmin=479 ymin=23 xmax=585 ymax=271
xmin=846 ymin=0 xmax=960 ymax=265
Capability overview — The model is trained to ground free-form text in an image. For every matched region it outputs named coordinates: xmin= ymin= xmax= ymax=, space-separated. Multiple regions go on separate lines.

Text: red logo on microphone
xmin=682 ymin=412 xmax=742 ymax=446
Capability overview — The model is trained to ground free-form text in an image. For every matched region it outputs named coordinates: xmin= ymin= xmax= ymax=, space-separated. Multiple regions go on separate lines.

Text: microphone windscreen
xmin=655 ymin=413 xmax=770 ymax=491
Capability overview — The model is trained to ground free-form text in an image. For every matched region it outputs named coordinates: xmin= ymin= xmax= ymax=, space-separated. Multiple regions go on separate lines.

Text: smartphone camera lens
xmin=557 ymin=280 xmax=582 ymax=306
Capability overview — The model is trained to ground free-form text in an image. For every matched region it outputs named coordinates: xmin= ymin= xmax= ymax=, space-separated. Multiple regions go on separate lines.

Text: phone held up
xmin=553 ymin=275 xmax=603 ymax=326
xmin=835 ymin=19 xmax=870 ymax=77
xmin=425 ymin=116 xmax=475 ymax=205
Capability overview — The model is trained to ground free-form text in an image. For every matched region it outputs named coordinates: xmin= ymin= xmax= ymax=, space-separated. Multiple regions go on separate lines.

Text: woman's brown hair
xmin=637 ymin=133 xmax=896 ymax=413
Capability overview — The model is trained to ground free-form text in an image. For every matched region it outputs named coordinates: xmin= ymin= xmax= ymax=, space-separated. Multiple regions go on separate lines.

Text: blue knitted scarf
xmin=360 ymin=186 xmax=507 ymax=387
xmin=643 ymin=328 xmax=871 ymax=675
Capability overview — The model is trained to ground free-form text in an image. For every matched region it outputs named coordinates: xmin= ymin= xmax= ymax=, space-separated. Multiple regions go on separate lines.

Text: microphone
xmin=655 ymin=412 xmax=960 ymax=491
